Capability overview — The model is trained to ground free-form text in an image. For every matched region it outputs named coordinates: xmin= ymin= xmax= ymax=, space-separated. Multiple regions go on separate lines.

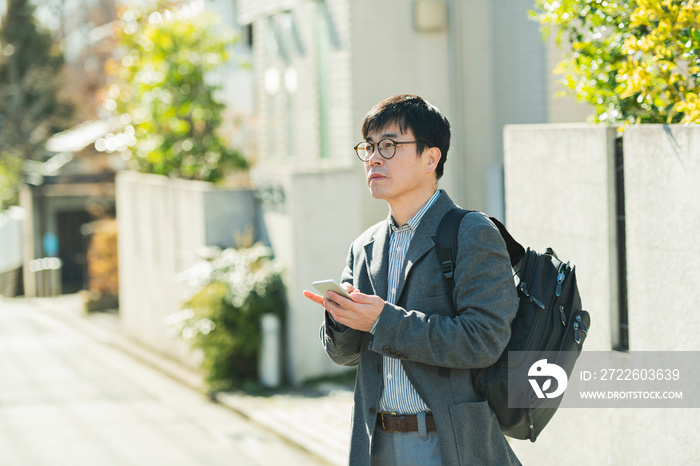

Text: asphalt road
xmin=0 ymin=298 xmax=326 ymax=466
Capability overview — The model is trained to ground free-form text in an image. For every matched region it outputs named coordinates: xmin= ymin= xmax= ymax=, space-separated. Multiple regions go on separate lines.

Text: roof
xmin=45 ymin=120 xmax=115 ymax=154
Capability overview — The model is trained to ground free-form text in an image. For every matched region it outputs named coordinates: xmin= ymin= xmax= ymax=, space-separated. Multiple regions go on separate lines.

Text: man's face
xmin=363 ymin=123 xmax=429 ymax=204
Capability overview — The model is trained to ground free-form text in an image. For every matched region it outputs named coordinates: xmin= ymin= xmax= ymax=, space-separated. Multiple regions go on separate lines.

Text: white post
xmin=259 ymin=313 xmax=281 ymax=387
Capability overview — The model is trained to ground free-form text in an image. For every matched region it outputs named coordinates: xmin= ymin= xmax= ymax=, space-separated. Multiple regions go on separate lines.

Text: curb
xmin=216 ymin=392 xmax=348 ymax=466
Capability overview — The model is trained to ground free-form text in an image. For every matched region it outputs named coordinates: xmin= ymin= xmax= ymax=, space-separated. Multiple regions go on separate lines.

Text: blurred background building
xmin=1 ymin=0 xmax=591 ymax=383
xmin=237 ymin=0 xmax=590 ymax=383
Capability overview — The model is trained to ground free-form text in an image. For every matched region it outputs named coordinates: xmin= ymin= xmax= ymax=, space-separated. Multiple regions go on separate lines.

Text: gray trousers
xmin=371 ymin=413 xmax=441 ymax=465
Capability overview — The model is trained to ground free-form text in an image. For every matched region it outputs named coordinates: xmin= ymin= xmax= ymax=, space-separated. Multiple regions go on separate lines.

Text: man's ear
xmin=424 ymin=147 xmax=441 ymax=174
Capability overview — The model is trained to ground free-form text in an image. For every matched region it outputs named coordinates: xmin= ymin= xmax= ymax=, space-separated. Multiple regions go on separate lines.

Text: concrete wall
xmin=0 ymin=207 xmax=24 ymax=297
xmin=116 ymin=171 xmax=260 ymax=368
xmin=254 ymin=165 xmax=365 ymax=384
xmin=503 ymin=124 xmax=700 ymax=465
xmin=623 ymin=125 xmax=699 ymax=352
xmin=116 ymin=168 xmax=360 ymax=385
xmin=0 ymin=207 xmax=23 ymax=274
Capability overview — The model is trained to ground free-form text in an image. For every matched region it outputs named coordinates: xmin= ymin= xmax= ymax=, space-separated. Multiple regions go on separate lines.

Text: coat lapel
xmin=364 ymin=221 xmax=391 ymax=300
xmin=396 ymin=235 xmax=434 ymax=303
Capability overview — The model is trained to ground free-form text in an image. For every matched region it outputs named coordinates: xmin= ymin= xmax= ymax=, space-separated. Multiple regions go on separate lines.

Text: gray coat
xmin=321 ymin=191 xmax=521 ymax=465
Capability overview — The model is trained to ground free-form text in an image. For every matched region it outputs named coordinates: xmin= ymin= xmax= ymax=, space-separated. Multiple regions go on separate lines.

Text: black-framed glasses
xmin=353 ymin=139 xmax=427 ymax=162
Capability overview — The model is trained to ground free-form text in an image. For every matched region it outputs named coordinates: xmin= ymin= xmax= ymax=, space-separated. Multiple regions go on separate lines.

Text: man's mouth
xmin=368 ymin=173 xmax=386 ymax=181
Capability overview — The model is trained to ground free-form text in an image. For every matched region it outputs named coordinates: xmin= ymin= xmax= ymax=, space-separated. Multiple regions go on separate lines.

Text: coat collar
xmin=363 ymin=190 xmax=457 ymax=301
xmin=396 ymin=190 xmax=456 ymax=301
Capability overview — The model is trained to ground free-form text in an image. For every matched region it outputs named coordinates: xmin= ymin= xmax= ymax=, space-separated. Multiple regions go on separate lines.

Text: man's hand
xmin=303 ymin=283 xmax=385 ymax=332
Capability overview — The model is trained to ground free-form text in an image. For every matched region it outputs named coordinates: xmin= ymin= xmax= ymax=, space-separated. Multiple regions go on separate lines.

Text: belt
xmin=377 ymin=412 xmax=437 ymax=433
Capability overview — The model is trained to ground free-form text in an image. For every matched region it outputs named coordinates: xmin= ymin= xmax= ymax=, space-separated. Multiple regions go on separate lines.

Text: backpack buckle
xmin=441 ymin=260 xmax=454 ymax=279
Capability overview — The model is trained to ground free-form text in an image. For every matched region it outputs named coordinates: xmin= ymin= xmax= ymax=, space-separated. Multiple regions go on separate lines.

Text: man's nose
xmin=367 ymin=146 xmax=383 ymax=164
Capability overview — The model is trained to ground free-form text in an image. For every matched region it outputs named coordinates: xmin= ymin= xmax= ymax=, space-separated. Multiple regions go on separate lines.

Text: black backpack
xmin=436 ymin=209 xmax=591 ymax=442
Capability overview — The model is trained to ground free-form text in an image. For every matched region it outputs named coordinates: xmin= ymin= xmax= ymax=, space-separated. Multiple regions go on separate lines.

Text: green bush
xmin=167 ymin=244 xmax=286 ymax=391
xmin=532 ymin=0 xmax=700 ymax=124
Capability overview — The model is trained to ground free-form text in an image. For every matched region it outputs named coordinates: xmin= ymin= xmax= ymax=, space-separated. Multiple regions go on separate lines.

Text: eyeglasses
xmin=353 ymin=138 xmax=427 ymax=162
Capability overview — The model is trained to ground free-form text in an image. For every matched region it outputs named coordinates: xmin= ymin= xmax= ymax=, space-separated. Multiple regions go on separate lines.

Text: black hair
xmin=361 ymin=95 xmax=451 ymax=179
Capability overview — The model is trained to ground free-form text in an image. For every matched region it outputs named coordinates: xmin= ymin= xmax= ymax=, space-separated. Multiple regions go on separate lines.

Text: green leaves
xmin=104 ymin=0 xmax=248 ymax=182
xmin=168 ymin=245 xmax=286 ymax=391
xmin=0 ymin=151 xmax=22 ymax=210
xmin=532 ymin=0 xmax=700 ymax=124
xmin=0 ymin=0 xmax=75 ymax=208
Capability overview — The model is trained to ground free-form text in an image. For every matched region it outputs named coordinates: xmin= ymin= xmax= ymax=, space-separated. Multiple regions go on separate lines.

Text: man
xmin=303 ymin=95 xmax=521 ymax=465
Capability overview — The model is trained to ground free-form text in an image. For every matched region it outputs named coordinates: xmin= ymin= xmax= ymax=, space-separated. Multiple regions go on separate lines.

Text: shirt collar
xmin=389 ymin=189 xmax=442 ymax=232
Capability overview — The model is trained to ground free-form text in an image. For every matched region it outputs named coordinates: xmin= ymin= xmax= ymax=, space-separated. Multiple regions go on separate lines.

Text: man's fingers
xmin=303 ymin=290 xmax=324 ymax=305
xmin=303 ymin=290 xmax=350 ymax=310
xmin=343 ymin=291 xmax=374 ymax=305
xmin=327 ymin=290 xmax=351 ymax=302
xmin=341 ymin=282 xmax=357 ymax=293
xmin=325 ymin=292 xmax=350 ymax=312
xmin=308 ymin=288 xmax=382 ymax=331
xmin=323 ymin=294 xmax=352 ymax=319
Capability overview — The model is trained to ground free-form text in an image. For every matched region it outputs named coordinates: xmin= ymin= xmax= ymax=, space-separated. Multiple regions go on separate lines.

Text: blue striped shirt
xmin=377 ymin=189 xmax=441 ymax=414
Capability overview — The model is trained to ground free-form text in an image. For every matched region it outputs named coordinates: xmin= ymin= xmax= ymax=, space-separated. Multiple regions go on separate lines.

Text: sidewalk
xmin=2 ymin=294 xmax=352 ymax=466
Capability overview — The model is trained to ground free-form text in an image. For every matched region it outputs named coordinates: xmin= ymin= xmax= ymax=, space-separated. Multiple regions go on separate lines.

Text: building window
xmin=315 ymin=1 xmax=341 ymax=160
xmin=264 ymin=11 xmax=305 ymax=159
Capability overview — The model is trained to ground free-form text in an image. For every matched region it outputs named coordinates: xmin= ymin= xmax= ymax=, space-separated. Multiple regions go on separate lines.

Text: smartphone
xmin=312 ymin=279 xmax=352 ymax=300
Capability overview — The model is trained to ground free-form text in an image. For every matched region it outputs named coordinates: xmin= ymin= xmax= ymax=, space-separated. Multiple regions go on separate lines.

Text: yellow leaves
xmin=678 ymin=4 xmax=700 ymax=24
xmin=86 ymin=219 xmax=119 ymax=296
xmin=619 ymin=58 xmax=649 ymax=99
xmin=622 ymin=35 xmax=648 ymax=55
xmin=536 ymin=0 xmax=700 ymax=124
xmin=676 ymin=93 xmax=700 ymax=124
xmin=614 ymin=0 xmax=700 ymax=123
xmin=629 ymin=7 xmax=652 ymax=28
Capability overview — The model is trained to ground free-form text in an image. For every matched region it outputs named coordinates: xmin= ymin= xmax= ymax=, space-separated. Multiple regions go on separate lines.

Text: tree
xmin=103 ymin=0 xmax=248 ymax=182
xmin=56 ymin=0 xmax=119 ymax=122
xmin=532 ymin=0 xmax=700 ymax=124
xmin=0 ymin=0 xmax=73 ymax=209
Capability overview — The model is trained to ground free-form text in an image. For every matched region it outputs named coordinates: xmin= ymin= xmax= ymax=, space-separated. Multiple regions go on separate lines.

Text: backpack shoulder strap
xmin=435 ymin=209 xmax=528 ymax=382
xmin=435 ymin=208 xmax=470 ymax=281
xmin=487 ymin=217 xmax=526 ymax=266
xmin=434 ymin=208 xmax=470 ymax=379
xmin=435 ymin=209 xmax=527 ymax=275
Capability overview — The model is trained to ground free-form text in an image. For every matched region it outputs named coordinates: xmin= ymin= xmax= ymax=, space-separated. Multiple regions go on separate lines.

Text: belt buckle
xmin=380 ymin=412 xmax=398 ymax=432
